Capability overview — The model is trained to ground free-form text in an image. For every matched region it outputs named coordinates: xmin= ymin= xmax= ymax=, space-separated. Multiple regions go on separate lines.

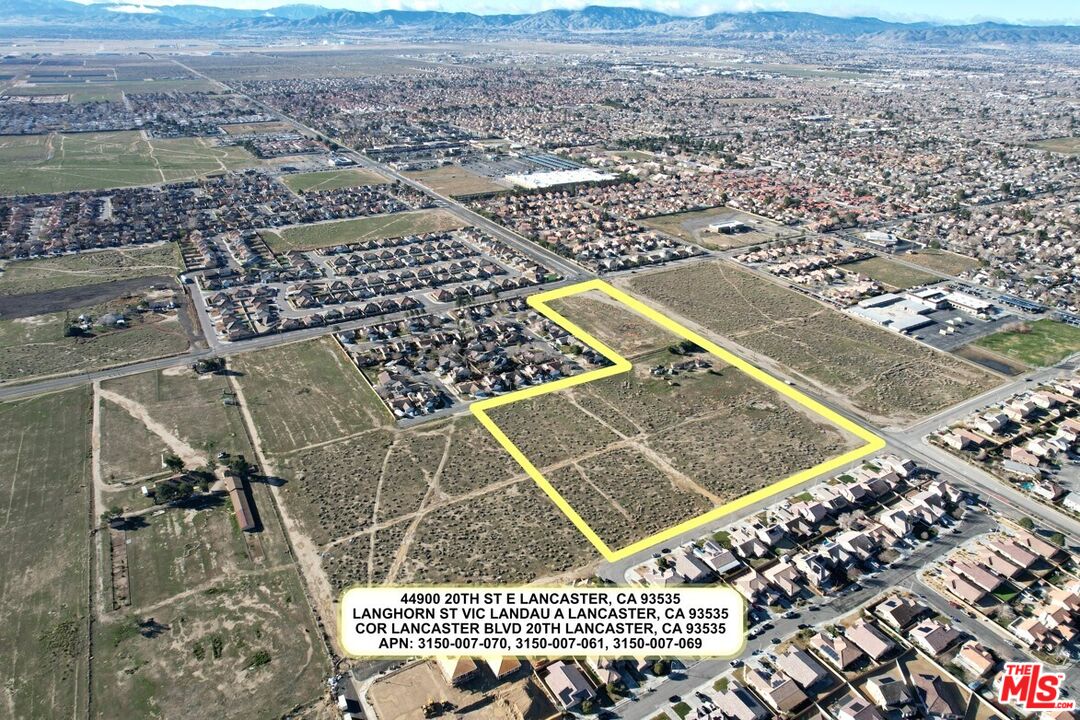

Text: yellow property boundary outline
xmin=470 ymin=278 xmax=886 ymax=562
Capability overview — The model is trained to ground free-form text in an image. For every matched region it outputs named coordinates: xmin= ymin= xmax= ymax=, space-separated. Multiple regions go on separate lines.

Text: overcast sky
xmin=84 ymin=0 xmax=1080 ymax=26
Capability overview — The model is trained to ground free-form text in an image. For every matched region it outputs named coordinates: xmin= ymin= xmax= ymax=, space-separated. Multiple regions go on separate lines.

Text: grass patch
xmin=673 ymin=701 xmax=692 ymax=719
xmin=901 ymin=248 xmax=980 ymax=276
xmin=262 ymin=209 xmax=467 ymax=252
xmin=845 ymin=256 xmax=941 ymax=289
xmin=0 ymin=245 xmax=182 ymax=297
xmin=974 ymin=319 xmax=1080 ymax=367
xmin=0 ymin=131 xmax=258 ymax=195
xmin=404 ymin=165 xmax=506 ymax=197
xmin=281 ymin=168 xmax=388 ymax=193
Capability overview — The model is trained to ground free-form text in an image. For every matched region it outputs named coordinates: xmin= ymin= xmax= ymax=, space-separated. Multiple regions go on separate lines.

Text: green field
xmin=281 ymin=168 xmax=388 ymax=193
xmin=845 ymin=256 xmax=942 ymax=289
xmin=974 ymin=319 xmax=1080 ymax=367
xmin=0 ymin=388 xmax=92 ymax=719
xmin=0 ymin=244 xmax=182 ymax=296
xmin=6 ymin=78 xmax=218 ymax=103
xmin=901 ymin=248 xmax=980 ymax=276
xmin=1029 ymin=137 xmax=1080 ymax=155
xmin=0 ymin=302 xmax=190 ymax=382
xmin=261 ymin=208 xmax=467 ymax=252
xmin=231 ymin=337 xmax=389 ymax=455
xmin=0 ymin=131 xmax=258 ymax=195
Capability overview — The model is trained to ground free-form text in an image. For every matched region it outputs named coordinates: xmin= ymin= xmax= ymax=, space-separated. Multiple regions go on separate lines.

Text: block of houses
xmin=484 ymin=656 xmax=523 ymax=680
xmin=864 ymin=676 xmax=914 ymax=714
xmin=694 ymin=541 xmax=742 ymax=575
xmin=985 ymin=537 xmax=1039 ymax=569
xmin=1008 ymin=445 xmax=1041 ymax=467
xmin=844 ymin=619 xmax=895 ymax=661
xmin=1009 ymin=617 xmax=1054 ymax=651
xmin=940 ymin=566 xmax=986 ymax=605
xmin=1013 ymin=530 xmax=1065 ymax=562
xmin=671 ymin=547 xmax=714 ymax=582
xmin=438 ymin=657 xmax=479 ymax=686
xmin=763 ymin=560 xmax=803 ymax=598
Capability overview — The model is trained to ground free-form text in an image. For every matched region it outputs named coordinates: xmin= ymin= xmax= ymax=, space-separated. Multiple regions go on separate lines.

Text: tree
xmin=163 ymin=454 xmax=185 ymax=474
xmin=228 ymin=454 xmax=253 ymax=479
xmin=100 ymin=505 xmax=124 ymax=526
xmin=1050 ymin=532 xmax=1065 ymax=547
xmin=1017 ymin=516 xmax=1035 ymax=531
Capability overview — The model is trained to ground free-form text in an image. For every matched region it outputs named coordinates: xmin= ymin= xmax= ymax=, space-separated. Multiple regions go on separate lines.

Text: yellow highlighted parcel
xmin=470 ymin=279 xmax=885 ymax=562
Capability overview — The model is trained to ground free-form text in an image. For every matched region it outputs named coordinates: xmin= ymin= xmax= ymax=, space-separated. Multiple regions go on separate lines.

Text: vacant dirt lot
xmin=624 ymin=261 xmax=999 ymax=423
xmin=489 ymin=348 xmax=853 ymax=549
xmin=549 ymin=290 xmax=675 ymax=358
xmin=231 ymin=337 xmax=389 ymax=455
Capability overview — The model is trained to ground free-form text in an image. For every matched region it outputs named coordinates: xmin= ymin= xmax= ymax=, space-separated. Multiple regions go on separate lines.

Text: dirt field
xmin=231 ymin=337 xmax=389 ymax=455
xmin=844 ymin=256 xmax=941 ymax=289
xmin=487 ymin=347 xmax=854 ymax=549
xmin=0 ymin=303 xmax=191 ymax=382
xmin=99 ymin=366 xmax=256 ymax=484
xmin=899 ymin=248 xmax=980 ymax=276
xmin=0 ymin=244 xmax=181 ymax=297
xmin=405 ymin=165 xmax=507 ymax=197
xmin=0 ymin=388 xmax=92 ymax=720
xmin=1028 ymin=137 xmax=1080 ymax=154
xmin=623 ymin=261 xmax=1000 ymax=424
xmin=277 ymin=413 xmax=597 ymax=590
xmin=641 ymin=206 xmax=798 ymax=249
xmin=548 ymin=290 xmax=675 ymax=358
xmin=952 ymin=344 xmax=1028 ymax=376
xmin=91 ymin=568 xmax=328 ymax=720
xmin=369 ymin=660 xmax=555 ymax=720
xmin=262 ymin=209 xmax=467 ymax=252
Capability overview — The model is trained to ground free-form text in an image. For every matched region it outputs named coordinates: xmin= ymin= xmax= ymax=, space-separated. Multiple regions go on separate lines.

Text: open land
xmin=0 ymin=388 xmax=91 ymax=720
xmin=623 ymin=261 xmax=1000 ymax=423
xmin=0 ymin=130 xmax=258 ymax=195
xmin=230 ymin=337 xmax=389 ymax=455
xmin=486 ymin=343 xmax=856 ymax=549
xmin=98 ymin=365 xmax=257 ymax=484
xmin=0 ymin=301 xmax=191 ymax=382
xmin=404 ymin=165 xmax=507 ymax=196
xmin=844 ymin=255 xmax=942 ymax=289
xmin=899 ymin=248 xmax=981 ymax=276
xmin=281 ymin=168 xmax=388 ymax=193
xmin=1028 ymin=136 xmax=1080 ymax=154
xmin=260 ymin=209 xmax=467 ymax=252
xmin=0 ymin=244 xmax=182 ymax=297
xmin=973 ymin=319 xmax=1080 ymax=367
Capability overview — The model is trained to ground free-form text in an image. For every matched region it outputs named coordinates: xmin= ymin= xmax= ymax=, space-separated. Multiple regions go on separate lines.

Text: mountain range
xmin=0 ymin=0 xmax=1076 ymax=43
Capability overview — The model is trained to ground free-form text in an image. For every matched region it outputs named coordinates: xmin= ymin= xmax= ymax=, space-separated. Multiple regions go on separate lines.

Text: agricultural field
xmin=404 ymin=165 xmax=507 ymax=196
xmin=0 ymin=301 xmax=191 ymax=382
xmin=98 ymin=365 xmax=256 ymax=484
xmin=899 ymin=248 xmax=981 ymax=276
xmin=231 ymin=337 xmax=388 ymax=455
xmin=547 ymin=290 xmax=674 ymax=358
xmin=624 ymin=261 xmax=1000 ymax=423
xmin=641 ymin=206 xmax=797 ymax=249
xmin=974 ymin=319 xmax=1080 ymax=367
xmin=844 ymin=255 xmax=941 ymax=289
xmin=0 ymin=388 xmax=92 ymax=720
xmin=221 ymin=121 xmax=295 ymax=135
xmin=1028 ymin=137 xmax=1080 ymax=154
xmin=0 ymin=130 xmax=258 ymax=195
xmin=281 ymin=168 xmax=388 ymax=193
xmin=0 ymin=244 xmax=182 ymax=297
xmin=486 ymin=347 xmax=855 ymax=549
xmin=261 ymin=209 xmax=467 ymax=252
xmin=92 ymin=568 xmax=328 ymax=720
